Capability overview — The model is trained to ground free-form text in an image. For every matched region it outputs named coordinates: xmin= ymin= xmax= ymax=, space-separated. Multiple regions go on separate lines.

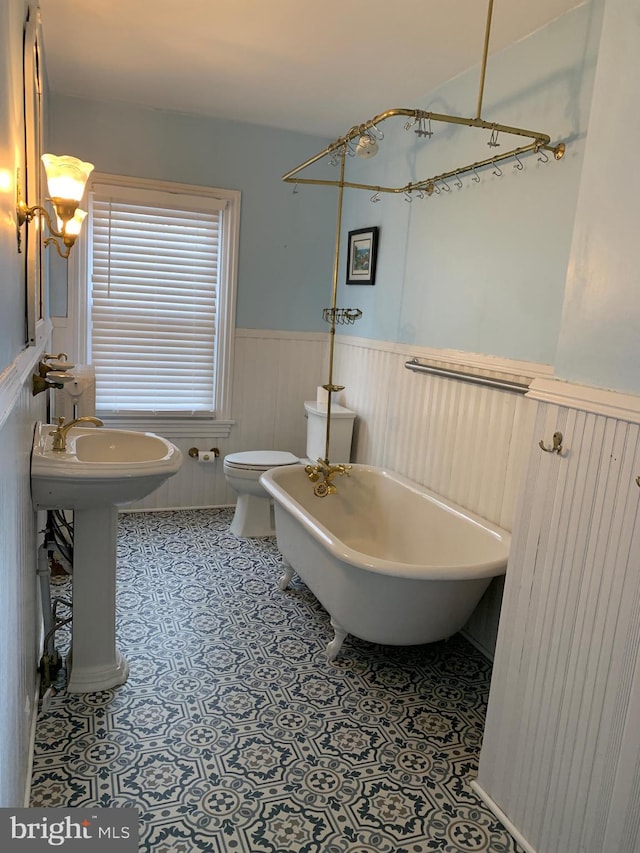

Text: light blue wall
xmin=334 ymin=2 xmax=603 ymax=368
xmin=48 ymin=96 xmax=338 ymax=331
xmin=555 ymin=0 xmax=640 ymax=394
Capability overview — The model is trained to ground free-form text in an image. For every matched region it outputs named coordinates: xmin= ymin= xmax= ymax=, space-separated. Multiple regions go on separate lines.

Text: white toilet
xmin=224 ymin=400 xmax=356 ymax=537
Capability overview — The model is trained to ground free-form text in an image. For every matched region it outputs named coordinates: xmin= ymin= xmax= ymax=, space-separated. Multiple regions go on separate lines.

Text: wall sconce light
xmin=16 ymin=153 xmax=94 ymax=259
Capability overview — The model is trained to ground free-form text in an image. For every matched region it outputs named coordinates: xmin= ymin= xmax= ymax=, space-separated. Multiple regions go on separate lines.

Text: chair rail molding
xmin=527 ymin=376 xmax=640 ymax=424
xmin=0 ymin=320 xmax=52 ymax=430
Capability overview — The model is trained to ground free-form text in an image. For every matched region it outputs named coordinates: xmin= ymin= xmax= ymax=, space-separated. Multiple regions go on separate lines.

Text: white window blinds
xmin=90 ymin=185 xmax=227 ymax=415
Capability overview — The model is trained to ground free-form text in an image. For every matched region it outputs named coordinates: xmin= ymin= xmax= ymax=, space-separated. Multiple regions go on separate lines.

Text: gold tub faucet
xmin=51 ymin=416 xmax=104 ymax=451
xmin=305 ymin=458 xmax=352 ymax=497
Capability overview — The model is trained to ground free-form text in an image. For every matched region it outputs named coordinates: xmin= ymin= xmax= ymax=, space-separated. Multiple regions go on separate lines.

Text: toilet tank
xmin=304 ymin=400 xmax=356 ymax=462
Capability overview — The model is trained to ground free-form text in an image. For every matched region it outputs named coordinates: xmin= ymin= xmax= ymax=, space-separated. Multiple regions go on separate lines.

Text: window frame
xmin=69 ymin=173 xmax=240 ymax=439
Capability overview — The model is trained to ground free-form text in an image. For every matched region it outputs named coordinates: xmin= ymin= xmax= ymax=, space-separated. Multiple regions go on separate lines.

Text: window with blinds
xmin=88 ymin=180 xmax=237 ymax=420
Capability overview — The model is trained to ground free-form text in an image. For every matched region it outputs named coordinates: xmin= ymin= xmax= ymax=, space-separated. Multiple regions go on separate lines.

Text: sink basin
xmin=75 ymin=429 xmax=176 ymax=464
xmin=31 ymin=422 xmax=183 ymax=509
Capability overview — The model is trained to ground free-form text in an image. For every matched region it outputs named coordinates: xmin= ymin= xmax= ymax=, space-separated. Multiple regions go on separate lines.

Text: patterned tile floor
xmin=30 ymin=508 xmax=522 ymax=852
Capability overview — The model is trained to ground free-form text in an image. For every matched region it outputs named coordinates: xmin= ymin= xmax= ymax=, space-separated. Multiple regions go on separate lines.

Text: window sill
xmin=98 ymin=415 xmax=235 ymax=440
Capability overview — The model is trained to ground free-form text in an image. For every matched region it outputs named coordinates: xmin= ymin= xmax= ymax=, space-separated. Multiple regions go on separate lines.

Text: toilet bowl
xmin=224 ymin=400 xmax=356 ymax=537
xmin=223 ymin=450 xmax=299 ymax=537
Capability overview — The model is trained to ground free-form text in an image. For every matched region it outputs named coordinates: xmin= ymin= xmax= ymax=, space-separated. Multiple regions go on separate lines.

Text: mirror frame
xmin=23 ymin=4 xmax=45 ymax=347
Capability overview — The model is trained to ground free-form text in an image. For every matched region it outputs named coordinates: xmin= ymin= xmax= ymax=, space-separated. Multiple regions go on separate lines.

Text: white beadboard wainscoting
xmin=0 ymin=341 xmax=48 ymax=806
xmin=475 ymin=380 xmax=640 ymax=853
xmin=333 ymin=336 xmax=550 ymax=530
xmin=332 ymin=335 xmax=551 ymax=657
xmin=129 ymin=329 xmax=329 ymax=510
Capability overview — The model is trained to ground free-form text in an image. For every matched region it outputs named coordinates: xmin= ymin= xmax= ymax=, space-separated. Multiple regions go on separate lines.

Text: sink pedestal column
xmin=67 ymin=506 xmax=129 ymax=693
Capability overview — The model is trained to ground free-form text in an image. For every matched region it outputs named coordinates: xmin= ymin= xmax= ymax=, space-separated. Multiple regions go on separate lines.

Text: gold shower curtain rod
xmin=282 ymin=107 xmax=565 ymax=194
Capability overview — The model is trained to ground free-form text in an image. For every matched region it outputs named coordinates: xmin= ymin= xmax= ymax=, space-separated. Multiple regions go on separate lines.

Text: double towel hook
xmin=539 ymin=431 xmax=564 ymax=454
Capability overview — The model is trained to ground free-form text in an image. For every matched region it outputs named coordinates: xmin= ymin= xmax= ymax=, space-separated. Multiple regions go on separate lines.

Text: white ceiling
xmin=37 ymin=0 xmax=584 ymax=139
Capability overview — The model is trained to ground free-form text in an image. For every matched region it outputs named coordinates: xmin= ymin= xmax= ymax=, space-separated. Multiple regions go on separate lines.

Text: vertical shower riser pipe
xmin=476 ymin=0 xmax=495 ymax=120
xmin=324 ymin=144 xmax=347 ymax=463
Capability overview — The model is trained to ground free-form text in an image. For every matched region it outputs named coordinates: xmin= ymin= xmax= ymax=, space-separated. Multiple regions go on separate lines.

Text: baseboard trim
xmin=470 ymin=780 xmax=537 ymax=853
xmin=460 ymin=629 xmax=494 ymax=662
xmin=120 ymin=503 xmax=235 ymax=514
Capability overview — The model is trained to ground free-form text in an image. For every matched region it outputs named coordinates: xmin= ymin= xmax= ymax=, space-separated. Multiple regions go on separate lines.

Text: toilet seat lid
xmin=224 ymin=450 xmax=299 ymax=471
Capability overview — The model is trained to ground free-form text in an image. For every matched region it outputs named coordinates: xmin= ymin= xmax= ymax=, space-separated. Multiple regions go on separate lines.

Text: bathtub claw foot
xmin=327 ymin=620 xmax=348 ymax=661
xmin=278 ymin=561 xmax=295 ymax=591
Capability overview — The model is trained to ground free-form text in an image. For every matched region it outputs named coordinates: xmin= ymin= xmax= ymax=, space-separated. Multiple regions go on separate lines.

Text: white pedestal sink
xmin=31 ymin=422 xmax=183 ymax=693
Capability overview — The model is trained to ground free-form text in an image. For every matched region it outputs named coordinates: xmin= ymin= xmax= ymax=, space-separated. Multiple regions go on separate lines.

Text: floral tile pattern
xmin=30 ymin=508 xmax=522 ymax=852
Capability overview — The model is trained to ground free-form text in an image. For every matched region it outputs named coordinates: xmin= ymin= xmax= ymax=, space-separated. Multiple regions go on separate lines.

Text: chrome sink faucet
xmin=51 ymin=416 xmax=104 ymax=451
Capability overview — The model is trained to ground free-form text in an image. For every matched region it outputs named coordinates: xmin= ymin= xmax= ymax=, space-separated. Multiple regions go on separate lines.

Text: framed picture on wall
xmin=346 ymin=226 xmax=379 ymax=285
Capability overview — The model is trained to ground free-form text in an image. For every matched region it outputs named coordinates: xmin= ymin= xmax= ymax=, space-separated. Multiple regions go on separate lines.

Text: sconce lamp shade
xmin=41 ymin=154 xmax=94 ymax=203
xmin=58 ymin=208 xmax=87 ymax=238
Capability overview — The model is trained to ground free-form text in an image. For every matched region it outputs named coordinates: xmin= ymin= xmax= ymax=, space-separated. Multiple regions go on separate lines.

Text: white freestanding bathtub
xmin=260 ymin=464 xmax=510 ymax=660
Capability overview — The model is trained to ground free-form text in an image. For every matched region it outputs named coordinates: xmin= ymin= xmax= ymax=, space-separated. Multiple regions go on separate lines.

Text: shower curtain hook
xmin=292 ymin=183 xmax=299 ymax=195
xmin=440 ymin=177 xmax=451 ymax=192
xmin=404 ymin=191 xmax=413 ymax=203
xmin=471 ymin=166 xmax=481 ymax=183
xmin=370 ymin=122 xmax=384 ymax=140
xmin=492 ymin=160 xmax=503 ymax=177
xmin=513 ymin=152 xmax=524 ymax=171
xmin=537 ymin=148 xmax=549 ymax=163
xmin=488 ymin=125 xmax=500 ymax=148
xmin=454 ymin=172 xmax=463 ymax=189
xmin=415 ymin=116 xmax=433 ymax=139
xmin=370 ymin=191 xmax=381 ymax=203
